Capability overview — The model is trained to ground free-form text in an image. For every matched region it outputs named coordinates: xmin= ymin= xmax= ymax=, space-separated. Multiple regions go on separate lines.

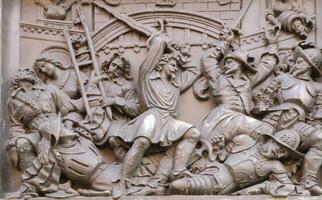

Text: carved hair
xmin=33 ymin=57 xmax=68 ymax=78
xmin=101 ymin=53 xmax=132 ymax=80
xmin=155 ymin=53 xmax=178 ymax=71
xmin=11 ymin=68 xmax=41 ymax=90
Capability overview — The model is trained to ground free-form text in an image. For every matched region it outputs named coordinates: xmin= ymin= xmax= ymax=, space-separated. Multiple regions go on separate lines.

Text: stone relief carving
xmin=266 ymin=0 xmax=313 ymax=39
xmin=35 ymin=0 xmax=78 ymax=20
xmin=3 ymin=0 xmax=322 ymax=199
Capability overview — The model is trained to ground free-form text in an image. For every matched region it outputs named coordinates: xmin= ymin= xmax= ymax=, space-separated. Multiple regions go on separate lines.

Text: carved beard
xmin=108 ymin=70 xmax=122 ymax=80
xmin=169 ymin=72 xmax=176 ymax=80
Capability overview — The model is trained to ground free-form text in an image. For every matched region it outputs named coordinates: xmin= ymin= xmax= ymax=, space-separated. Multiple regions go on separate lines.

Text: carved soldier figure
xmin=5 ymin=68 xmax=84 ymax=171
xmin=169 ymin=130 xmax=307 ymax=196
xmin=266 ymin=0 xmax=313 ymax=39
xmin=4 ymin=68 xmax=121 ymax=199
xmin=112 ymin=22 xmax=201 ymax=196
xmin=253 ymin=42 xmax=322 ymax=195
xmin=76 ymin=53 xmax=141 ymax=160
xmin=195 ymin=30 xmax=279 ymax=158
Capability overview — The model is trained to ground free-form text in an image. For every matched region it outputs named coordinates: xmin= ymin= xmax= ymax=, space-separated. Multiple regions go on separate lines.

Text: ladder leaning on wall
xmin=63 ymin=6 xmax=113 ymax=122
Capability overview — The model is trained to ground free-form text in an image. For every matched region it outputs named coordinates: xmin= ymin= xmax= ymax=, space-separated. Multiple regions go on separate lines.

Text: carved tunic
xmin=198 ymin=49 xmax=277 ymax=142
xmin=116 ymin=35 xmax=199 ymax=147
xmin=102 ymin=78 xmax=141 ymax=120
xmin=76 ymin=76 xmax=141 ymax=145
xmin=6 ymin=84 xmax=83 ymax=150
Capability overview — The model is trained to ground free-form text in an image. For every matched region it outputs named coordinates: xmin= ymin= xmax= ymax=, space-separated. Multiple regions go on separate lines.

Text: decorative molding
xmin=20 ymin=21 xmax=84 ymax=42
xmin=92 ymin=10 xmax=225 ymax=52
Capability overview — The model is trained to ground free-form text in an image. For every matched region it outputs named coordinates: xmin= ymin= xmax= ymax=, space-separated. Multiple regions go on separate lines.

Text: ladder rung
xmin=78 ymin=60 xmax=93 ymax=66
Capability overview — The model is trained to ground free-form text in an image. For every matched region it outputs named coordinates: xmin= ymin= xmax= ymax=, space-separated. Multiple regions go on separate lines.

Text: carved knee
xmin=184 ymin=128 xmax=201 ymax=141
xmin=134 ymin=137 xmax=151 ymax=150
xmin=309 ymin=130 xmax=322 ymax=150
xmin=16 ymin=138 xmax=34 ymax=153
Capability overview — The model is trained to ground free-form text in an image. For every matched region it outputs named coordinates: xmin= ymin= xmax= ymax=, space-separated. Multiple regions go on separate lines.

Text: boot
xmin=302 ymin=148 xmax=322 ymax=195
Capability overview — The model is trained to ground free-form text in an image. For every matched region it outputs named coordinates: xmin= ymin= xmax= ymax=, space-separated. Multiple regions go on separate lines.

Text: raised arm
xmin=251 ymin=29 xmax=280 ymax=88
xmin=192 ymin=43 xmax=227 ymax=100
xmin=177 ymin=56 xmax=201 ymax=93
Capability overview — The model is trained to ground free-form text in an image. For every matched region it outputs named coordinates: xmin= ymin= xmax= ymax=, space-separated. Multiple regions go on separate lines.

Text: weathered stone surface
xmin=2 ymin=0 xmax=322 ymax=199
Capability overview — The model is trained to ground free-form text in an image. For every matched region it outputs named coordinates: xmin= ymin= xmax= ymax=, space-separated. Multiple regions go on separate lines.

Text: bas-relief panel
xmin=2 ymin=0 xmax=322 ymax=199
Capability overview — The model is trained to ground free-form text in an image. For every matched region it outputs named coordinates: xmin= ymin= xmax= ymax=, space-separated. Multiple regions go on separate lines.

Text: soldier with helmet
xmin=169 ymin=130 xmax=308 ymax=196
xmin=253 ymin=41 xmax=322 ymax=195
xmin=5 ymin=68 xmax=85 ymax=171
xmin=195 ymin=30 xmax=280 ymax=161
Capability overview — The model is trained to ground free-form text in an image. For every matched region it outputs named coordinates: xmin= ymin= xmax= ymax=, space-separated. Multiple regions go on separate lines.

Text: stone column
xmin=316 ymin=0 xmax=322 ymax=48
xmin=1 ymin=0 xmax=21 ymax=194
xmin=0 ymin=0 xmax=3 ymax=195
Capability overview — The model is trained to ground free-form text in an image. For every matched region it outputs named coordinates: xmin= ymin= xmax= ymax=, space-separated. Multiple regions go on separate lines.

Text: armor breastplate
xmin=225 ymin=146 xmax=265 ymax=187
xmin=278 ymin=78 xmax=316 ymax=110
xmin=55 ymin=136 xmax=105 ymax=183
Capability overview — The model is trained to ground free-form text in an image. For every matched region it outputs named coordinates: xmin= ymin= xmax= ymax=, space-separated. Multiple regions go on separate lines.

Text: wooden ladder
xmin=63 ymin=6 xmax=112 ymax=120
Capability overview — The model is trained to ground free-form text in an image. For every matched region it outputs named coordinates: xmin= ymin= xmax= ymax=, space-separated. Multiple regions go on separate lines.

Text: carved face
xmin=108 ymin=58 xmax=124 ymax=79
xmin=18 ymin=80 xmax=34 ymax=92
xmin=163 ymin=59 xmax=178 ymax=80
xmin=36 ymin=61 xmax=56 ymax=79
xmin=292 ymin=19 xmax=307 ymax=38
xmin=223 ymin=58 xmax=242 ymax=76
xmin=292 ymin=56 xmax=312 ymax=77
xmin=259 ymin=139 xmax=288 ymax=159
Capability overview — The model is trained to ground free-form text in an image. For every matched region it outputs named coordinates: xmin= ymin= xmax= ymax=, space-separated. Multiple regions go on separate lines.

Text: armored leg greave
xmin=170 ymin=175 xmax=218 ymax=195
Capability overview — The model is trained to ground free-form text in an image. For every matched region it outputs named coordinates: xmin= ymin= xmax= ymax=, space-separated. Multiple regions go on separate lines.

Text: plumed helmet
xmin=261 ymin=129 xmax=304 ymax=159
xmin=294 ymin=41 xmax=322 ymax=77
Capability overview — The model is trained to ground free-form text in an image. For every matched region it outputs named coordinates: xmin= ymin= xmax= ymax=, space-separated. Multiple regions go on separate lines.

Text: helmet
xmin=262 ymin=129 xmax=304 ymax=159
xmin=294 ymin=41 xmax=322 ymax=77
xmin=222 ymin=49 xmax=256 ymax=73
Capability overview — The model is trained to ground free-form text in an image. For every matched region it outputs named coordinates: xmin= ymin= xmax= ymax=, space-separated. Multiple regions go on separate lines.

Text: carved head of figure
xmin=33 ymin=47 xmax=72 ymax=82
xmin=102 ymin=53 xmax=132 ymax=81
xmin=291 ymin=18 xmax=309 ymax=39
xmin=258 ymin=130 xmax=304 ymax=160
xmin=71 ymin=33 xmax=87 ymax=49
xmin=221 ymin=49 xmax=256 ymax=77
xmin=292 ymin=42 xmax=322 ymax=78
xmin=33 ymin=57 xmax=64 ymax=81
xmin=156 ymin=53 xmax=178 ymax=80
xmin=12 ymin=68 xmax=40 ymax=92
